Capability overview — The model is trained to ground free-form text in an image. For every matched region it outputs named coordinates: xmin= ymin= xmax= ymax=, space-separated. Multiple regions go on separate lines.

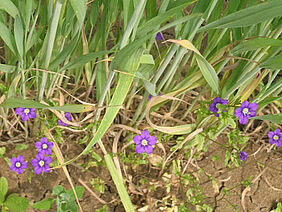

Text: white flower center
xmin=24 ymin=108 xmax=30 ymax=115
xmin=242 ymin=108 xmax=249 ymax=115
xmin=273 ymin=135 xmax=279 ymax=141
xmin=39 ymin=160 xmax=45 ymax=167
xmin=15 ymin=162 xmax=21 ymax=167
xmin=141 ymin=139 xmax=148 ymax=146
xmin=42 ymin=144 xmax=48 ymax=149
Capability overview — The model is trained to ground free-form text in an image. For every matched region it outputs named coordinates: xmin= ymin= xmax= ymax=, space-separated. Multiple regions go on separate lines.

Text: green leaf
xmin=4 ymin=194 xmax=29 ymax=212
xmin=0 ymin=98 xmax=94 ymax=113
xmin=143 ymin=80 xmax=156 ymax=96
xmin=196 ymin=134 xmax=205 ymax=151
xmin=49 ymin=33 xmax=80 ymax=70
xmin=15 ymin=144 xmax=28 ymax=151
xmin=69 ymin=0 xmax=86 ymax=27
xmin=66 ymin=186 xmax=84 ymax=200
xmin=60 ymin=50 xmax=111 ymax=72
xmin=51 ymin=185 xmax=66 ymax=196
xmin=227 ymin=117 xmax=236 ymax=128
xmin=0 ymin=147 xmax=6 ymax=158
xmin=105 ymin=154 xmax=134 ymax=212
xmin=0 ymin=193 xmax=5 ymax=205
xmin=199 ymin=0 xmax=282 ymax=31
xmin=1 ymin=206 xmax=8 ymax=212
xmin=0 ymin=0 xmax=20 ymax=18
xmin=65 ymin=200 xmax=78 ymax=212
xmin=260 ymin=53 xmax=282 ymax=69
xmin=0 ymin=21 xmax=17 ymax=55
xmin=231 ymin=38 xmax=282 ymax=54
xmin=0 ymin=64 xmax=17 ymax=73
xmin=14 ymin=15 xmax=24 ymax=59
xmin=0 ymin=177 xmax=8 ymax=199
xmin=168 ymin=39 xmax=220 ymax=94
xmin=32 ymin=198 xmax=54 ymax=210
xmin=250 ymin=114 xmax=282 ymax=124
xmin=137 ymin=1 xmax=197 ymax=36
xmin=140 ymin=54 xmax=154 ymax=65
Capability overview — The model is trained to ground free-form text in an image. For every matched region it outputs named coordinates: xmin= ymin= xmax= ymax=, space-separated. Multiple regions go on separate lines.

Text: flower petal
xmin=239 ymin=116 xmax=248 ymax=125
xmin=48 ymin=142 xmax=54 ymax=148
xmin=241 ymin=101 xmax=249 ymax=108
xmin=21 ymin=114 xmax=29 ymax=121
xmin=10 ymin=157 xmax=17 ymax=164
xmin=268 ymin=131 xmax=274 ymax=138
xmin=269 ymin=138 xmax=275 ymax=145
xmin=17 ymin=155 xmax=24 ymax=162
xmin=276 ymin=141 xmax=282 ymax=147
xmin=249 ymin=111 xmax=256 ymax=117
xmin=29 ymin=111 xmax=36 ymax=119
xmin=35 ymin=142 xmax=41 ymax=149
xmin=43 ymin=165 xmax=50 ymax=173
xmin=16 ymin=168 xmax=23 ymax=174
xmin=133 ymin=135 xmax=142 ymax=144
xmin=221 ymin=99 xmax=228 ymax=105
xmin=147 ymin=136 xmax=157 ymax=145
xmin=34 ymin=167 xmax=43 ymax=175
xmin=141 ymin=130 xmax=150 ymax=139
xmin=274 ymin=128 xmax=281 ymax=135
xmin=45 ymin=156 xmax=52 ymax=164
xmin=10 ymin=165 xmax=17 ymax=171
xmin=65 ymin=112 xmax=72 ymax=121
xmin=135 ymin=144 xmax=144 ymax=154
xmin=144 ymin=145 xmax=153 ymax=154
xmin=31 ymin=159 xmax=37 ymax=166
xmin=21 ymin=162 xmax=28 ymax=169
xmin=249 ymin=102 xmax=258 ymax=111
xmin=58 ymin=119 xmax=67 ymax=126
xmin=15 ymin=108 xmax=24 ymax=115
xmin=234 ymin=108 xmax=242 ymax=117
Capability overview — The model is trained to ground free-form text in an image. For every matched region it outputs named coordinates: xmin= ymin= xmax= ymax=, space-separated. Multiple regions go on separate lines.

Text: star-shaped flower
xmin=35 ymin=137 xmax=54 ymax=155
xmin=58 ymin=112 xmax=72 ymax=126
xmin=239 ymin=151 xmax=247 ymax=161
xmin=31 ymin=153 xmax=52 ymax=175
xmin=10 ymin=155 xmax=28 ymax=174
xmin=156 ymin=32 xmax=163 ymax=40
xmin=133 ymin=130 xmax=157 ymax=154
xmin=210 ymin=97 xmax=228 ymax=117
xmin=15 ymin=108 xmax=36 ymax=121
xmin=268 ymin=128 xmax=282 ymax=147
xmin=234 ymin=101 xmax=257 ymax=125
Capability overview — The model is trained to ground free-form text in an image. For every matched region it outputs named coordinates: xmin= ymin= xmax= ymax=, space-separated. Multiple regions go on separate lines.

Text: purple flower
xmin=209 ymin=97 xmax=228 ymax=117
xmin=10 ymin=155 xmax=28 ymax=174
xmin=148 ymin=92 xmax=161 ymax=101
xmin=239 ymin=151 xmax=247 ymax=161
xmin=133 ymin=130 xmax=157 ymax=154
xmin=58 ymin=112 xmax=72 ymax=126
xmin=156 ymin=32 xmax=162 ymax=40
xmin=31 ymin=153 xmax=52 ymax=175
xmin=268 ymin=128 xmax=282 ymax=147
xmin=35 ymin=137 xmax=54 ymax=155
xmin=234 ymin=101 xmax=258 ymax=125
xmin=15 ymin=108 xmax=36 ymax=121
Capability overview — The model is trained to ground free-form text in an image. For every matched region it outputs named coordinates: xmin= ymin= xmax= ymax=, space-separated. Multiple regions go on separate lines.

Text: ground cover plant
xmin=0 ymin=0 xmax=281 ymax=211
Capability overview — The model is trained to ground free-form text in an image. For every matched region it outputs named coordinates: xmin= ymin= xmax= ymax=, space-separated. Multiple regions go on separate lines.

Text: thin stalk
xmin=94 ymin=0 xmax=147 ymax=122
xmin=38 ymin=0 xmax=63 ymax=101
